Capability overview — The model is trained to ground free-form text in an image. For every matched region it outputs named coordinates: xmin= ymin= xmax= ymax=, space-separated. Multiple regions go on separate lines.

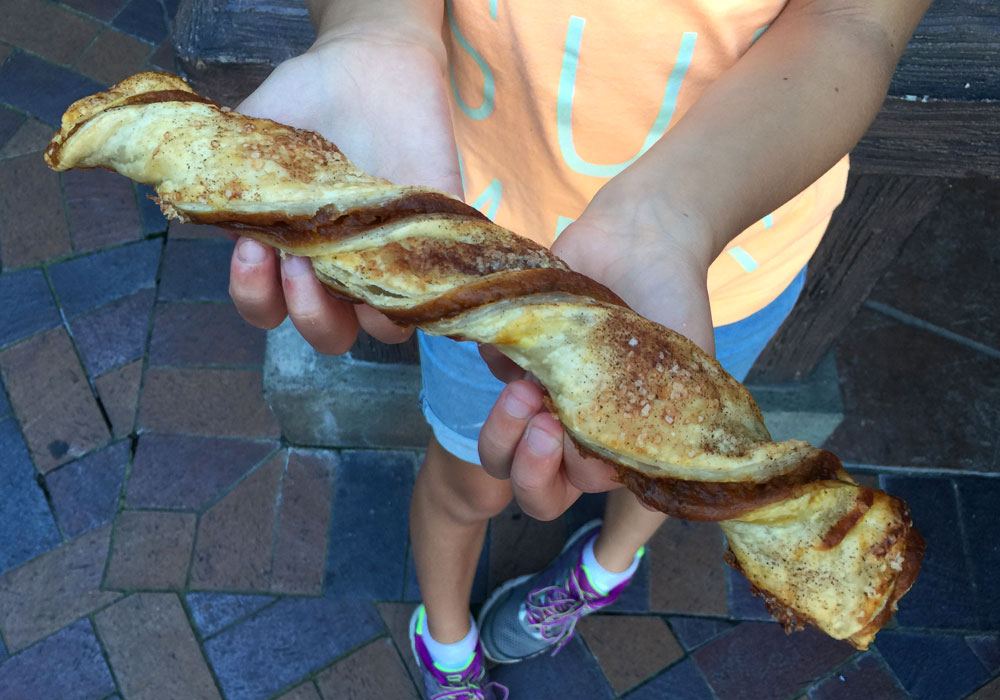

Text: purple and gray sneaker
xmin=409 ymin=604 xmax=509 ymax=700
xmin=477 ymin=519 xmax=639 ymax=663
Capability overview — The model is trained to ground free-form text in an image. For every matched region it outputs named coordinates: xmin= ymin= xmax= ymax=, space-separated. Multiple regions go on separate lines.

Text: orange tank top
xmin=444 ymin=0 xmax=848 ymax=326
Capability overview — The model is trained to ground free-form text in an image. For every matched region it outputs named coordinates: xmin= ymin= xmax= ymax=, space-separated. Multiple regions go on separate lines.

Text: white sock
xmin=422 ymin=612 xmax=478 ymax=671
xmin=581 ymin=536 xmax=643 ymax=595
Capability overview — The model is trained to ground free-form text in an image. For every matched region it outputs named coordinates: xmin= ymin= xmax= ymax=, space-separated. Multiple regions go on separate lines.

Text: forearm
xmin=603 ymin=1 xmax=930 ymax=268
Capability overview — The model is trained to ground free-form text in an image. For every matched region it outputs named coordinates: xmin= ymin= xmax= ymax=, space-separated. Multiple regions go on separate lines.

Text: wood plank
xmin=852 ymin=98 xmax=1000 ymax=178
xmin=890 ymin=0 xmax=1000 ymax=101
xmin=748 ymin=174 xmax=947 ymax=383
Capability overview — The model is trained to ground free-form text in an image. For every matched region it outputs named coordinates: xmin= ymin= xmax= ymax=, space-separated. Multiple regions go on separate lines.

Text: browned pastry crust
xmin=45 ymin=72 xmax=923 ymax=649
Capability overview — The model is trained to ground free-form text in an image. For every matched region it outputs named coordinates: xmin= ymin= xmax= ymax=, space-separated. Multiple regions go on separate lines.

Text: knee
xmin=449 ymin=474 xmax=512 ymax=522
xmin=420 ymin=443 xmax=513 ymax=523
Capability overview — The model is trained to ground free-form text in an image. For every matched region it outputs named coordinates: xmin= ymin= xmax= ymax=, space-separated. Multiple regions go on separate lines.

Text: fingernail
xmin=237 ymin=238 xmax=267 ymax=264
xmin=526 ymin=426 xmax=561 ymax=455
xmin=283 ymin=255 xmax=311 ymax=277
xmin=504 ymin=385 xmax=534 ymax=419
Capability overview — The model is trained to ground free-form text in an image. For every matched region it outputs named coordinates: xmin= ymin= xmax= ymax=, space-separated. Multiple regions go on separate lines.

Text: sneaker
xmin=409 ymin=604 xmax=509 ymax=700
xmin=478 ymin=519 xmax=636 ymax=663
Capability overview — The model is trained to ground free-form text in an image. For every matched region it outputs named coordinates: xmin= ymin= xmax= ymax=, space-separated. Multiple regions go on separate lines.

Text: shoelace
xmin=432 ymin=681 xmax=510 ymax=700
xmin=524 ymin=568 xmax=602 ymax=656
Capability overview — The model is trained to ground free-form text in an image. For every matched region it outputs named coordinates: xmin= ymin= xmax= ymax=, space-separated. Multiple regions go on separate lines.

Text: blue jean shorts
xmin=418 ymin=267 xmax=807 ymax=464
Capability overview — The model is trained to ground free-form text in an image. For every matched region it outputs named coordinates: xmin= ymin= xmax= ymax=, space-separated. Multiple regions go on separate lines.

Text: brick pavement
xmin=0 ymin=2 xmax=999 ymax=699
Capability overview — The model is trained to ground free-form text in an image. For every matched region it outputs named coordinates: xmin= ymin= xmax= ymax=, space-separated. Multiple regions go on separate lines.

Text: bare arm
xmin=482 ymin=0 xmax=934 ymax=519
xmin=597 ymin=0 xmax=935 ymax=268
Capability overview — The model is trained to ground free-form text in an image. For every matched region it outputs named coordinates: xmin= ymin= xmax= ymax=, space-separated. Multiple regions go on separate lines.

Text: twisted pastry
xmin=46 ymin=72 xmax=922 ymax=648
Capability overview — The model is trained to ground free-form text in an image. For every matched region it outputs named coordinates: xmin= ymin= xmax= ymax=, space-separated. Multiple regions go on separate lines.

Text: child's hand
xmin=477 ymin=192 xmax=717 ymax=520
xmin=228 ymin=31 xmax=461 ymax=354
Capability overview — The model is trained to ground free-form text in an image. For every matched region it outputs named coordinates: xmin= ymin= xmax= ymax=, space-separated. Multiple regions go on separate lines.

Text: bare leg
xmin=592 ymin=487 xmax=667 ymax=572
xmin=410 ymin=436 xmax=513 ymax=643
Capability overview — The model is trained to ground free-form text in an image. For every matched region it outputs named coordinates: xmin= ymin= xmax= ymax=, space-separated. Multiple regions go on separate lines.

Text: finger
xmin=479 ymin=344 xmax=525 ymax=383
xmin=281 ymin=254 xmax=360 ymax=354
xmin=229 ymin=237 xmax=288 ymax=329
xmin=561 ymin=439 xmax=622 ymax=494
xmin=356 ymin=304 xmax=413 ymax=345
xmin=478 ymin=380 xmax=545 ymax=480
xmin=509 ymin=413 xmax=581 ymax=521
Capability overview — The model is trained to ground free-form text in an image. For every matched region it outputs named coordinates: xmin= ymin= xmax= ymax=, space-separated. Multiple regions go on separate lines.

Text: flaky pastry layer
xmin=45 ymin=72 xmax=923 ymax=648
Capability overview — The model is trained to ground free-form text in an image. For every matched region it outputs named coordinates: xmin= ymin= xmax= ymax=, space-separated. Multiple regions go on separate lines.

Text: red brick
xmin=147 ymin=40 xmax=175 ymax=72
xmin=316 ymin=638 xmax=419 ymax=700
xmin=0 ymin=41 xmax=12 ymax=64
xmin=62 ymin=167 xmax=143 ymax=252
xmin=488 ymin=501 xmax=565 ymax=589
xmin=969 ymin=677 xmax=1000 ymax=700
xmin=93 ymin=593 xmax=222 ymax=700
xmin=74 ymin=28 xmax=152 ymax=86
xmin=648 ymin=518 xmax=728 ymax=615
xmin=60 ymin=0 xmax=125 ymax=21
xmin=693 ymin=622 xmax=853 ymax=700
xmin=1 ymin=117 xmax=57 ymax=159
xmin=271 ymin=451 xmax=335 ymax=594
xmin=0 ymin=524 xmax=121 ymax=652
xmin=0 ymin=0 xmax=100 ymax=65
xmin=376 ymin=602 xmax=421 ymax=687
xmin=94 ymin=360 xmax=143 ymax=437
xmin=0 ymin=327 xmax=110 ymax=472
xmin=149 ymin=302 xmax=266 ymax=367
xmin=190 ymin=454 xmax=283 ymax=591
xmin=126 ymin=433 xmax=278 ymax=510
xmin=276 ymin=684 xmax=322 ymax=700
xmin=139 ymin=367 xmax=279 ymax=438
xmin=578 ymin=614 xmax=684 ymax=695
xmin=0 ymin=152 xmax=71 ymax=268
xmin=106 ymin=510 xmax=197 ymax=590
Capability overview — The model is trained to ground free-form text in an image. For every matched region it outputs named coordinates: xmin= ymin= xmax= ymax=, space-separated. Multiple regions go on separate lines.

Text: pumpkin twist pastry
xmin=46 ymin=72 xmax=923 ymax=649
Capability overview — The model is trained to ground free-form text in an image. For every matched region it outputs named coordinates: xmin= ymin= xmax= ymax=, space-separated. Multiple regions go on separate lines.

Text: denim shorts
xmin=418 ymin=267 xmax=807 ymax=464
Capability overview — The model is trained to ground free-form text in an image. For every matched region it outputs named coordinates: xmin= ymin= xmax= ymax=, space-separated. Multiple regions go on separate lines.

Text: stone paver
xmin=106 ymin=510 xmax=198 ymax=590
xmin=625 ymin=657 xmax=716 ymax=700
xmin=126 ymin=433 xmax=277 ymax=510
xmin=648 ymin=517 xmax=728 ymax=616
xmin=0 ymin=268 xmax=61 ymax=348
xmin=0 ymin=150 xmax=71 ymax=268
xmin=579 ymin=614 xmax=684 ymax=695
xmin=0 ymin=524 xmax=121 ymax=652
xmin=0 ymin=51 xmax=105 ymax=126
xmin=74 ymin=28 xmax=154 ymax=86
xmin=186 ymin=592 xmax=276 ymax=638
xmin=49 ymin=238 xmax=161 ymax=317
xmin=190 ymin=454 xmax=284 ymax=591
xmin=0 ymin=0 xmax=100 ymax=65
xmin=150 ymin=302 xmax=267 ymax=367
xmin=276 ymin=684 xmax=323 ymax=700
xmin=62 ymin=167 xmax=143 ymax=251
xmin=271 ymin=451 xmax=336 ymax=594
xmin=325 ymin=451 xmax=413 ymax=600
xmin=46 ymin=440 xmax=130 ymax=538
xmin=0 ymin=418 xmax=61 ymax=572
xmin=94 ymin=593 xmax=222 ymax=700
xmin=139 ymin=367 xmax=280 ymax=438
xmin=808 ymin=652 xmax=908 ymax=700
xmin=202 ymin=597 xmax=383 ymax=700
xmin=877 ymin=630 xmax=990 ymax=700
xmin=0 ymin=327 xmax=110 ymax=472
xmin=93 ymin=360 xmax=144 ymax=437
xmin=69 ymin=288 xmax=156 ymax=377
xmin=316 ymin=637 xmax=419 ymax=700
xmin=0 ymin=619 xmax=116 ymax=700
xmin=692 ymin=623 xmax=854 ymax=700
